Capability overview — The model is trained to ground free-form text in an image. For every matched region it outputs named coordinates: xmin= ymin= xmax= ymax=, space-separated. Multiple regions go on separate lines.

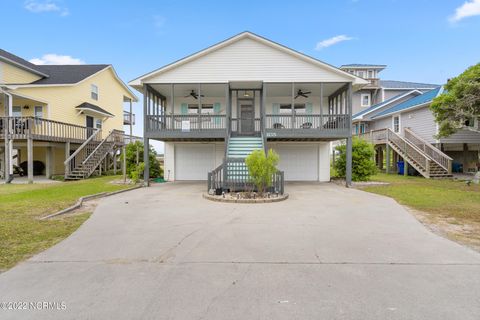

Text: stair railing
xmin=82 ymin=130 xmax=124 ymax=165
xmin=386 ymin=128 xmax=431 ymax=176
xmin=404 ymin=128 xmax=452 ymax=174
xmin=208 ymin=163 xmax=224 ymax=191
xmin=64 ymin=129 xmax=102 ymax=178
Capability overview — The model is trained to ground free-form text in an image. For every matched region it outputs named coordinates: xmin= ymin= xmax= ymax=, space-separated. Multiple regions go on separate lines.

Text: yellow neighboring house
xmin=0 ymin=49 xmax=138 ymax=183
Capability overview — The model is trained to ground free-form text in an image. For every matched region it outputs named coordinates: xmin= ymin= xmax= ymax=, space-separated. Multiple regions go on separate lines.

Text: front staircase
xmin=227 ymin=136 xmax=264 ymax=158
xmin=360 ymin=128 xmax=453 ymax=178
xmin=207 ymin=135 xmax=285 ymax=194
xmin=64 ymin=129 xmax=124 ymax=180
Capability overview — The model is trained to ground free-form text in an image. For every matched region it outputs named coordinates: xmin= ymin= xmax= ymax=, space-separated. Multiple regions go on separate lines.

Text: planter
xmin=203 ymin=192 xmax=288 ymax=204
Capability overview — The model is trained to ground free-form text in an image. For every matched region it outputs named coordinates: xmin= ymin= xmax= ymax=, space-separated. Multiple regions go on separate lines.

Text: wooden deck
xmin=358 ymin=128 xmax=452 ymax=178
xmin=1 ymin=116 xmax=96 ymax=144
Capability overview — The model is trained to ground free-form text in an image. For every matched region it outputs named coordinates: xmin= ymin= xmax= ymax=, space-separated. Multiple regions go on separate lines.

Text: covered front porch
xmin=143 ymin=81 xmax=353 ymax=140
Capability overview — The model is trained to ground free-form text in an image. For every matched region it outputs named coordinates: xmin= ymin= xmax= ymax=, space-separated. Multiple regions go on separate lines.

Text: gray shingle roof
xmin=380 ymin=80 xmax=439 ymax=89
xmin=0 ymin=48 xmax=49 ymax=77
xmin=75 ymin=102 xmax=114 ymax=117
xmin=32 ymin=65 xmax=109 ymax=85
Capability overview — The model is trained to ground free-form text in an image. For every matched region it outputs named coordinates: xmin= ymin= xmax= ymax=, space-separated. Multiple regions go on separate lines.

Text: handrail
xmin=386 ymin=128 xmax=431 ymax=174
xmin=64 ymin=129 xmax=101 ymax=165
xmin=83 ymin=130 xmax=114 ymax=164
xmin=404 ymin=127 xmax=452 ymax=172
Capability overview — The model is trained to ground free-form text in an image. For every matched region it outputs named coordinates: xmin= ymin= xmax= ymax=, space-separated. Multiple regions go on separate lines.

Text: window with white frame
xmin=279 ymin=104 xmax=306 ymax=114
xmin=91 ymin=84 xmax=98 ymax=100
xmin=34 ymin=106 xmax=43 ymax=118
xmin=393 ymin=116 xmax=400 ymax=133
xmin=12 ymin=106 xmax=22 ymax=117
xmin=188 ymin=104 xmax=214 ymax=114
xmin=368 ymin=70 xmax=374 ymax=79
xmin=360 ymin=94 xmax=371 ymax=107
xmin=357 ymin=70 xmax=365 ymax=78
xmin=34 ymin=106 xmax=43 ymax=124
xmin=201 ymin=104 xmax=213 ymax=114
xmin=95 ymin=119 xmax=102 ymax=129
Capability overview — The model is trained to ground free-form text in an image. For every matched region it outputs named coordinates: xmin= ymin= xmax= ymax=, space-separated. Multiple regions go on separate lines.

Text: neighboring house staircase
xmin=64 ymin=129 xmax=124 ymax=180
xmin=361 ymin=128 xmax=453 ymax=178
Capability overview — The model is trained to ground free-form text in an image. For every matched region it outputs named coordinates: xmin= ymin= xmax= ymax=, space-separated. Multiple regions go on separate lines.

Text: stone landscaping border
xmin=40 ymin=185 xmax=142 ymax=220
xmin=203 ymin=193 xmax=289 ymax=203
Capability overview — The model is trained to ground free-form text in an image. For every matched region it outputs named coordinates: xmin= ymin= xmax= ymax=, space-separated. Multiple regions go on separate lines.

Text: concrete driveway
xmin=1 ymin=182 xmax=480 ymax=319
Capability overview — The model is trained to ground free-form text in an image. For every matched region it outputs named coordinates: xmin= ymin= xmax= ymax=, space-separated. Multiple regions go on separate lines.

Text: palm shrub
xmin=245 ymin=149 xmax=279 ymax=194
xmin=335 ymin=137 xmax=377 ymax=181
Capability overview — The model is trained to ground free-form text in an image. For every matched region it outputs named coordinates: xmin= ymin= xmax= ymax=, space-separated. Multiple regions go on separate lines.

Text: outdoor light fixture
xmin=243 ymin=91 xmax=250 ymax=97
xmin=23 ymin=105 xmax=29 ymax=109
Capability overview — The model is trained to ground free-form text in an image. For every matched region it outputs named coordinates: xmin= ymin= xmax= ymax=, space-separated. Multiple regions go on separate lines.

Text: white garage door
xmin=274 ymin=144 xmax=318 ymax=181
xmin=175 ymin=144 xmax=215 ymax=180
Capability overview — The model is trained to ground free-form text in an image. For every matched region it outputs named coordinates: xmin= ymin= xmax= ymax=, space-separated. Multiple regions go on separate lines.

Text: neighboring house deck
xmin=130 ymin=32 xmax=370 ymax=186
xmin=0 ymin=49 xmax=139 ymax=183
xmin=355 ymin=87 xmax=480 ymax=176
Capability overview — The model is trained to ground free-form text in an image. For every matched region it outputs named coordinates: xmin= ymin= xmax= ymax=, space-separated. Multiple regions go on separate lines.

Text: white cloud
xmin=449 ymin=0 xmax=480 ymax=22
xmin=29 ymin=54 xmax=85 ymax=65
xmin=24 ymin=0 xmax=69 ymax=16
xmin=315 ymin=35 xmax=354 ymax=50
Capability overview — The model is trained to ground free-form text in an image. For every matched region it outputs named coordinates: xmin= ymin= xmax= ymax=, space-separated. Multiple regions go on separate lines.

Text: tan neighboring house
xmin=0 ymin=49 xmax=138 ymax=183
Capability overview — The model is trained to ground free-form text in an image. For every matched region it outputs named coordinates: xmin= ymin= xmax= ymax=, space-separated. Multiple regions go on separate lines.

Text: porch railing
xmin=123 ymin=111 xmax=135 ymax=125
xmin=207 ymin=158 xmax=284 ymax=194
xmin=64 ymin=129 xmax=103 ymax=176
xmin=230 ymin=118 xmax=261 ymax=133
xmin=146 ymin=114 xmax=226 ymax=131
xmin=265 ymin=114 xmax=349 ymax=131
xmin=0 ymin=116 xmax=96 ymax=142
xmin=404 ymin=128 xmax=452 ymax=173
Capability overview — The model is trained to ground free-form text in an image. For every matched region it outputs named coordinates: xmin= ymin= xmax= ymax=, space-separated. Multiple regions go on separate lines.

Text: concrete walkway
xmin=1 ymin=182 xmax=479 ymax=319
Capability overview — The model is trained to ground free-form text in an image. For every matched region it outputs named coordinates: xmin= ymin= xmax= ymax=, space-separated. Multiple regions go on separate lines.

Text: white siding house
xmin=130 ymin=32 xmax=368 ymax=185
xmin=357 ymin=87 xmax=480 ymax=173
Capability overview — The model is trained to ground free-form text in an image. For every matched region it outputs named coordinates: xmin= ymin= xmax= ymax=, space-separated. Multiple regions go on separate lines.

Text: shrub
xmin=245 ymin=149 xmax=279 ymax=194
xmin=130 ymin=162 xmax=145 ymax=183
xmin=121 ymin=141 xmax=162 ymax=179
xmin=335 ymin=137 xmax=377 ymax=181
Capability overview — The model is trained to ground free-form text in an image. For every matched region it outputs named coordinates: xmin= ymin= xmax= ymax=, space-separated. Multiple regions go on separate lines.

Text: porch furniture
xmin=301 ymin=122 xmax=312 ymax=129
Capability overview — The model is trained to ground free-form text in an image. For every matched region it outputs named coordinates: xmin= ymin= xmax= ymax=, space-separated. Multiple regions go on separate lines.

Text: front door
xmin=86 ymin=115 xmax=94 ymax=138
xmin=239 ymin=99 xmax=254 ymax=135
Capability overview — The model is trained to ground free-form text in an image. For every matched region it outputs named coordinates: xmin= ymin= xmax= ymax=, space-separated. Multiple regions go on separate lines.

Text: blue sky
xmin=3 ymin=0 xmax=480 ymax=152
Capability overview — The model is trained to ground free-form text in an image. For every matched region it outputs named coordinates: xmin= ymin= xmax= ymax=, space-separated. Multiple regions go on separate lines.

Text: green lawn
xmin=0 ymin=176 xmax=132 ymax=271
xmin=361 ymin=173 xmax=480 ymax=249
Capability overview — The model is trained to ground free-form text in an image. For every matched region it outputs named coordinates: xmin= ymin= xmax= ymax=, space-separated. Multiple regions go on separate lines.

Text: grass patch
xmin=361 ymin=173 xmax=480 ymax=250
xmin=0 ymin=176 xmax=132 ymax=271
xmin=362 ymin=173 xmax=480 ymax=222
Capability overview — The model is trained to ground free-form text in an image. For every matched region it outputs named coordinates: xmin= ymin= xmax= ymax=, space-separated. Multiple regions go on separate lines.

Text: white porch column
xmin=45 ymin=146 xmax=52 ymax=179
xmin=122 ymin=145 xmax=126 ymax=183
xmin=27 ymin=138 xmax=33 ymax=183
xmin=113 ymin=149 xmax=117 ymax=175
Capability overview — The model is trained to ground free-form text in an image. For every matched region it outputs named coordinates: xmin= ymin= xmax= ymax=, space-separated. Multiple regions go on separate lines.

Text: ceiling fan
xmin=185 ymin=90 xmax=205 ymax=100
xmin=295 ymin=89 xmax=311 ymax=99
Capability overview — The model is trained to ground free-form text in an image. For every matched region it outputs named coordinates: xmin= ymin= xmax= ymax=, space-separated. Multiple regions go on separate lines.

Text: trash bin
xmin=452 ymin=162 xmax=463 ymax=173
xmin=397 ymin=161 xmax=404 ymax=175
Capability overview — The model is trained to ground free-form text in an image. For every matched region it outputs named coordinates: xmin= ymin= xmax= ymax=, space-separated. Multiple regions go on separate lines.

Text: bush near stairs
xmin=335 ymin=137 xmax=377 ymax=181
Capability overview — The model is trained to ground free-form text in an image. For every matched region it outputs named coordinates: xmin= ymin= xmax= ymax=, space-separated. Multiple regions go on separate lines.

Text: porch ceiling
xmin=148 ymin=82 xmax=346 ymax=98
